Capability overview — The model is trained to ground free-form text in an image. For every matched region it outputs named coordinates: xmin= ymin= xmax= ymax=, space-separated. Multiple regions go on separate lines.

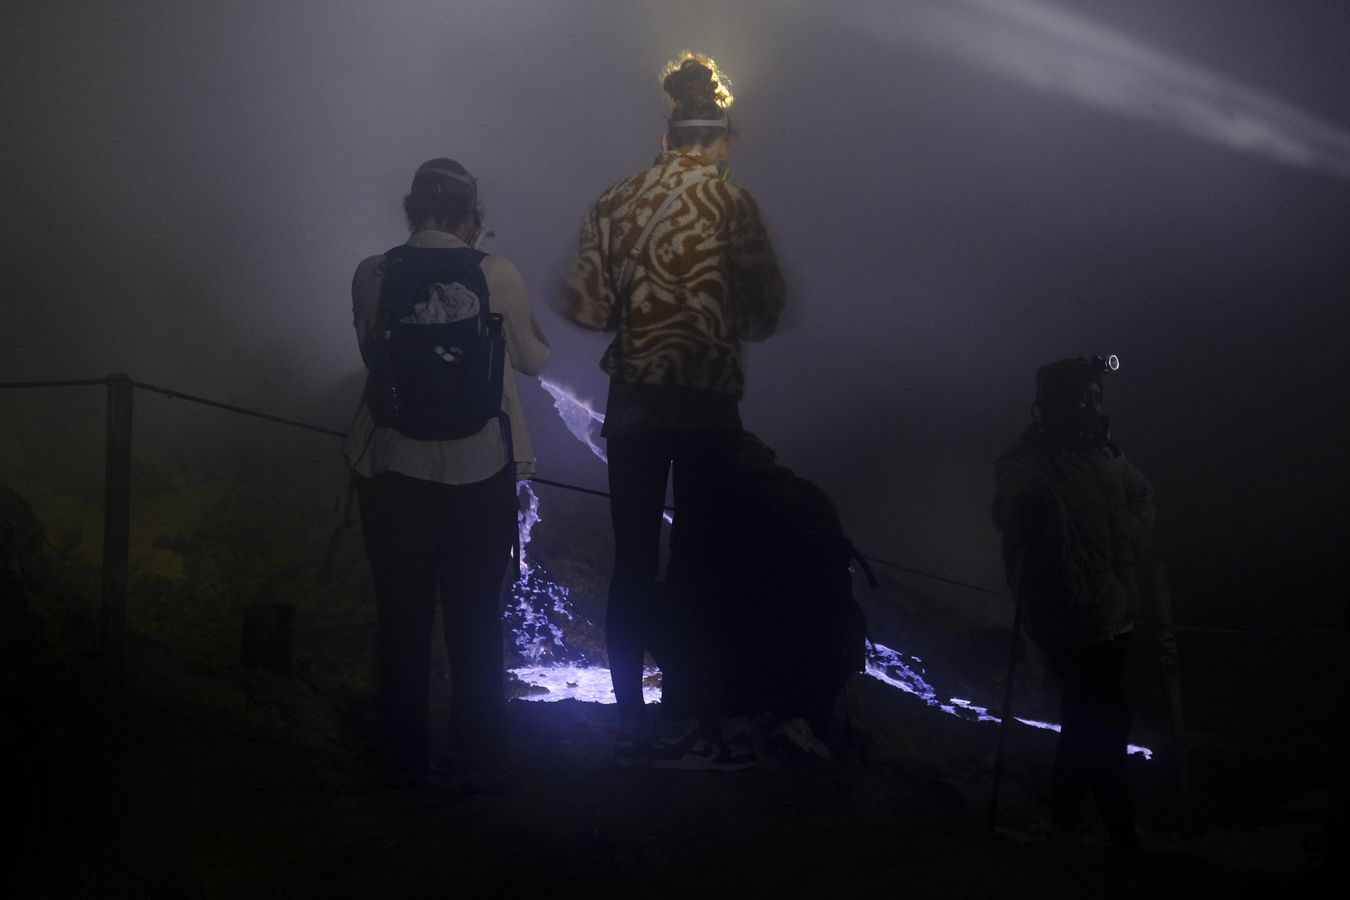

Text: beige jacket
xmin=344 ymin=230 xmax=550 ymax=483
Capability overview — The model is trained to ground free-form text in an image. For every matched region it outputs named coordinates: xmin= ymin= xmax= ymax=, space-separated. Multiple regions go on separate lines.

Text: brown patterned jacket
xmin=564 ymin=148 xmax=786 ymax=399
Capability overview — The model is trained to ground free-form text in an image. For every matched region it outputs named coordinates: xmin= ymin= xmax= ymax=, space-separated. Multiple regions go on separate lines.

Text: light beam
xmin=817 ymin=0 xmax=1350 ymax=179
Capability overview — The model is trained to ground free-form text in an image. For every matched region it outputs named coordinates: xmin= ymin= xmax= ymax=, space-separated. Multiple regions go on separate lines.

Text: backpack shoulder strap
xmin=374 ymin=244 xmax=410 ymax=333
xmin=377 ymin=244 xmax=491 ymax=328
xmin=615 ymin=169 xmax=708 ymax=298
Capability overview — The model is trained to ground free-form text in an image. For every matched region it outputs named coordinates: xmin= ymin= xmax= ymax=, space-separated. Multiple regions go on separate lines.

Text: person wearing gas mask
xmin=992 ymin=356 xmax=1155 ymax=848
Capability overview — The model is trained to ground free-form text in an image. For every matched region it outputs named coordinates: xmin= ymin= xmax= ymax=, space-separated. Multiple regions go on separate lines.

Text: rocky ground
xmin=14 ymin=633 xmax=1341 ymax=899
xmin=4 ymin=435 xmax=1344 ymax=898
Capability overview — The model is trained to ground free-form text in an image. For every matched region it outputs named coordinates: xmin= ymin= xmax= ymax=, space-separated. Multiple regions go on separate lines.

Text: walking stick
xmin=1155 ymin=563 xmax=1194 ymax=831
xmin=988 ymin=563 xmax=1027 ymax=832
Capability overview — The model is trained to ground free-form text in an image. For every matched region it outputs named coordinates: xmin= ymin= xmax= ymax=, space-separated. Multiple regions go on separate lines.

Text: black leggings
xmin=1050 ymin=633 xmax=1136 ymax=844
xmin=357 ymin=466 xmax=515 ymax=773
xmin=605 ymin=428 xmax=737 ymax=719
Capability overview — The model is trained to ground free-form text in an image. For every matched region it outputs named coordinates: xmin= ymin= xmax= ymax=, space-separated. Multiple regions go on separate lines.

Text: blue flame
xmin=504 ymin=480 xmax=591 ymax=668
xmin=539 ymin=378 xmax=607 ymax=464
xmin=510 ymin=377 xmax=1151 ymax=758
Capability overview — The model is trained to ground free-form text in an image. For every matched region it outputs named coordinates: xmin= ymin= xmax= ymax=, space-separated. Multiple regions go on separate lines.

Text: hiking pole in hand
xmin=988 ymin=565 xmax=1027 ymax=833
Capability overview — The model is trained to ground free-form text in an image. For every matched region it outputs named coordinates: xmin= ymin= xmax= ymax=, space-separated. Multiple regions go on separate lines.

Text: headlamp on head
xmin=1033 ymin=353 xmax=1119 ymax=419
xmin=1092 ymin=353 xmax=1120 ymax=375
xmin=410 ymin=163 xmax=477 ymax=201
xmin=1031 ymin=353 xmax=1120 ymax=448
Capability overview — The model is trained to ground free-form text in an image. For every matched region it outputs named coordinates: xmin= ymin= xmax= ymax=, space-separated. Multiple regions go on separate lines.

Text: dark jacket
xmin=992 ymin=426 xmax=1155 ymax=654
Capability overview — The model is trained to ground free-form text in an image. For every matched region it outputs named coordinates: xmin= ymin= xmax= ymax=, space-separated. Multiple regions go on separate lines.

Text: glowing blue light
xmin=537 ymin=377 xmax=671 ymax=523
xmin=515 ymin=376 xmax=1153 ymax=759
xmin=864 ymin=640 xmax=1151 ymax=756
xmin=539 ymin=378 xmax=607 ymax=464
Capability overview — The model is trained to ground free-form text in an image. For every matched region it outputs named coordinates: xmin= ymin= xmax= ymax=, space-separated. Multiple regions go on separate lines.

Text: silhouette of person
xmin=345 ymin=158 xmax=549 ymax=789
xmin=563 ymin=54 xmax=785 ymax=769
xmin=993 ymin=356 xmax=1155 ymax=847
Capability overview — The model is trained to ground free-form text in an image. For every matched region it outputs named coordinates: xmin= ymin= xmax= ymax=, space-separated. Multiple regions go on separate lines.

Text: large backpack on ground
xmin=656 ymin=433 xmax=870 ymax=734
xmin=366 ymin=244 xmax=506 ymax=441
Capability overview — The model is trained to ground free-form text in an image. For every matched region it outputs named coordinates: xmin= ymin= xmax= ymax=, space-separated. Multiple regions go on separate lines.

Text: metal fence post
xmin=101 ymin=373 xmax=133 ymax=683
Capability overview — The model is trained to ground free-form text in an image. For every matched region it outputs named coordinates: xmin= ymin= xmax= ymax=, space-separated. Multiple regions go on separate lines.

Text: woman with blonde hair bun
xmin=564 ymin=52 xmax=786 ymax=770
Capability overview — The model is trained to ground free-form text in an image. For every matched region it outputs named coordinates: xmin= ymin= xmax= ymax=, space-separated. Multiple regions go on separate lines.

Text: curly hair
xmin=663 ymin=54 xmax=735 ymax=148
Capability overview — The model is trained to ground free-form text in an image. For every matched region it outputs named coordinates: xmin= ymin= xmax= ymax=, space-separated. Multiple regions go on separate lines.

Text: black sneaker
xmin=648 ymin=730 xmax=756 ymax=771
xmin=614 ymin=732 xmax=652 ymax=768
xmin=614 ymin=714 xmax=653 ymax=768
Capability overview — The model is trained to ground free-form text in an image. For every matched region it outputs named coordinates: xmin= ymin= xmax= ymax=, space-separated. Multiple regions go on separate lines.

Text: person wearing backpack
xmin=563 ymin=54 xmax=786 ymax=769
xmin=992 ymin=355 xmax=1155 ymax=848
xmin=344 ymin=158 xmax=550 ymax=790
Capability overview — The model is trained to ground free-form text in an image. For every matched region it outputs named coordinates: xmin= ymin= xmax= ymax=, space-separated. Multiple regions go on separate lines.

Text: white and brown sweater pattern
xmin=565 ymin=149 xmax=785 ymax=399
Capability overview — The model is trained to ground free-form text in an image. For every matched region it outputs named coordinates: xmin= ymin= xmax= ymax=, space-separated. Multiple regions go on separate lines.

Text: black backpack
xmin=658 ymin=433 xmax=870 ymax=733
xmin=366 ymin=244 xmax=507 ymax=441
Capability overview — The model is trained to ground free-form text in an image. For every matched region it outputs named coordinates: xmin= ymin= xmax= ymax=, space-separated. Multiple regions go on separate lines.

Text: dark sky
xmin=4 ymin=0 xmax=1348 ymax=627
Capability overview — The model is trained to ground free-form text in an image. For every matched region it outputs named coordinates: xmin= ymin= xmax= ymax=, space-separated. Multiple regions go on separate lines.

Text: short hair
xmin=402 ymin=158 xmax=483 ymax=232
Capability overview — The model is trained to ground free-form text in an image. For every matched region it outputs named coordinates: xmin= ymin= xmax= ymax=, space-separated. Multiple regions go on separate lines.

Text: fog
xmin=4 ymin=0 xmax=1349 ymax=630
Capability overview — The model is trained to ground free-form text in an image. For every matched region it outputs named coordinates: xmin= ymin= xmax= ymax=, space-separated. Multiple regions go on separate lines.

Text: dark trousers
xmin=356 ymin=466 xmax=515 ymax=774
xmin=605 ymin=428 xmax=737 ymax=720
xmin=1050 ymin=632 xmax=1137 ymax=845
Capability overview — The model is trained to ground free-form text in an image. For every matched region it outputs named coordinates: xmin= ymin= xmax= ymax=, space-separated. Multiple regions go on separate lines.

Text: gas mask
xmin=1034 ymin=355 xmax=1118 ymax=451
xmin=1063 ymin=404 xmax=1111 ymax=452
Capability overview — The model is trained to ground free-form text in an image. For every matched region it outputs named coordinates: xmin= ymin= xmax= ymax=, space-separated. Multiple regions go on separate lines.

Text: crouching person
xmin=992 ymin=356 xmax=1155 ymax=848
xmin=344 ymin=158 xmax=549 ymax=790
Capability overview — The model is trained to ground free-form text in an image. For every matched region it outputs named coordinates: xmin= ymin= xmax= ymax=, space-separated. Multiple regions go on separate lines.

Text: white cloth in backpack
xmin=405 ymin=281 xmax=481 ymax=325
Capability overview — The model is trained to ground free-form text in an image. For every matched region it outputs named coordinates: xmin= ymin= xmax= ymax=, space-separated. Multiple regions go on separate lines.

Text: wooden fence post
xmin=101 ymin=373 xmax=133 ymax=685
xmin=1155 ymin=563 xmax=1195 ymax=831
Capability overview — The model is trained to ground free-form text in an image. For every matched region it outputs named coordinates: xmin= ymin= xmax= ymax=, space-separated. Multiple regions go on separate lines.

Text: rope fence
xmin=0 ymin=377 xmax=113 ymax=390
xmin=1 ymin=374 xmax=1344 ymax=640
xmin=131 ymin=379 xmax=350 ymax=439
xmin=5 ymin=372 xmax=1343 ymax=834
